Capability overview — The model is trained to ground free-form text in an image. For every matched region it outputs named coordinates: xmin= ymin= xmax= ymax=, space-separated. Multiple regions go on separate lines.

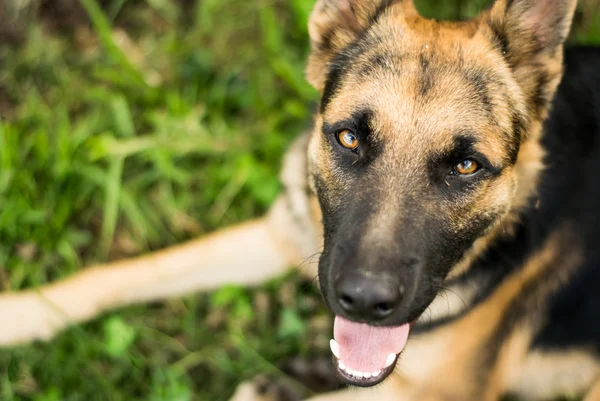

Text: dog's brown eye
xmin=338 ymin=130 xmax=359 ymax=150
xmin=455 ymin=159 xmax=479 ymax=175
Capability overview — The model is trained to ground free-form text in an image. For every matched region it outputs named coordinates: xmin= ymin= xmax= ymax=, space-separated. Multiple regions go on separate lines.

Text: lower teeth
xmin=336 ymin=352 xmax=396 ymax=380
xmin=338 ymin=362 xmax=383 ymax=379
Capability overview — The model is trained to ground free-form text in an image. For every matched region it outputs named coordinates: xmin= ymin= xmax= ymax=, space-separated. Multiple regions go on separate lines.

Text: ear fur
xmin=306 ymin=0 xmax=415 ymax=90
xmin=484 ymin=0 xmax=578 ymax=119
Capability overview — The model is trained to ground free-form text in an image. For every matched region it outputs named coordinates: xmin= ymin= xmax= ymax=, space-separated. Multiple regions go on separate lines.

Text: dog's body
xmin=2 ymin=1 xmax=600 ymax=400
xmin=236 ymin=44 xmax=600 ymax=401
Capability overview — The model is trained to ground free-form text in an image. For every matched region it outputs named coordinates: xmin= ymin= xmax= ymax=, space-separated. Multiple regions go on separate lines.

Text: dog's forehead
xmin=320 ymin=18 xmax=513 ymax=160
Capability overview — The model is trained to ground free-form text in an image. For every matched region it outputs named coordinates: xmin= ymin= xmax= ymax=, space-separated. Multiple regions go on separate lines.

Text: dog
xmin=2 ymin=0 xmax=600 ymax=400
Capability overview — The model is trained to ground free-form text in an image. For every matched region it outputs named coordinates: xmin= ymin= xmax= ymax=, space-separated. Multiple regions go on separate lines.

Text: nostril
xmin=374 ymin=302 xmax=395 ymax=317
xmin=339 ymin=294 xmax=354 ymax=311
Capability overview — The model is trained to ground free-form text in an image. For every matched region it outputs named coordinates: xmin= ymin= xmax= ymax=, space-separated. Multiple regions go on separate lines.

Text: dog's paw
xmin=0 ymin=293 xmax=66 ymax=346
xmin=228 ymin=376 xmax=305 ymax=401
xmin=227 ymin=356 xmax=342 ymax=401
xmin=279 ymin=355 xmax=341 ymax=394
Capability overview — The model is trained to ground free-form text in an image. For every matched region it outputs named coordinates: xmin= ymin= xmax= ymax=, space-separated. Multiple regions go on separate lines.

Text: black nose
xmin=335 ymin=273 xmax=404 ymax=321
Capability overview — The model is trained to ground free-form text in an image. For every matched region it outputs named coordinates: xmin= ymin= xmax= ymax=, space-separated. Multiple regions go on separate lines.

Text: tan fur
xmin=508 ymin=350 xmax=600 ymax=400
xmin=416 ymin=280 xmax=477 ymax=323
xmin=584 ymin=378 xmax=600 ymax=401
xmin=306 ymin=0 xmax=419 ymax=90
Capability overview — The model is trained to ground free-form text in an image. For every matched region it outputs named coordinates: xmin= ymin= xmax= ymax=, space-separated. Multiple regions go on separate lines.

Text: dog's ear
xmin=484 ymin=0 xmax=578 ymax=119
xmin=306 ymin=0 xmax=416 ymax=91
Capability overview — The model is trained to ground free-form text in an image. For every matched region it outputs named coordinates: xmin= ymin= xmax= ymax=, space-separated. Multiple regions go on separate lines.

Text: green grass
xmin=0 ymin=1 xmax=598 ymax=400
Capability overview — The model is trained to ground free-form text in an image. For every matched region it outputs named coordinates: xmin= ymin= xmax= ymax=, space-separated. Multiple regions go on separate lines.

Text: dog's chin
xmin=328 ymin=316 xmax=411 ymax=387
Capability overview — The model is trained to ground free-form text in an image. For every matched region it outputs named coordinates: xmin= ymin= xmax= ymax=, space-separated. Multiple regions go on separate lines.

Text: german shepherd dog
xmin=2 ymin=0 xmax=600 ymax=400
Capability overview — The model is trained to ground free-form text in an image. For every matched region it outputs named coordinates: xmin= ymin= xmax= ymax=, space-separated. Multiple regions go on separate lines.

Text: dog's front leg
xmin=0 ymin=194 xmax=321 ymax=347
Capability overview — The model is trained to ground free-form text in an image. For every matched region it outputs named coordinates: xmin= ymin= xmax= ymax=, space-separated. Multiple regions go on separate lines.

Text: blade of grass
xmin=74 ymin=163 xmax=158 ymax=243
xmin=99 ymin=156 xmax=125 ymax=258
xmin=78 ymin=0 xmax=149 ymax=89
xmin=110 ymin=95 xmax=136 ymax=137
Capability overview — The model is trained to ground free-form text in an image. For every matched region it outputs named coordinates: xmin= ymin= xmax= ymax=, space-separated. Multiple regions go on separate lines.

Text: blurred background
xmin=0 ymin=1 xmax=598 ymax=400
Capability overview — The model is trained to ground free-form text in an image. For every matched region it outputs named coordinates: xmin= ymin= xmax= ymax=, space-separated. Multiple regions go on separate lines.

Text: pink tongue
xmin=334 ymin=316 xmax=410 ymax=372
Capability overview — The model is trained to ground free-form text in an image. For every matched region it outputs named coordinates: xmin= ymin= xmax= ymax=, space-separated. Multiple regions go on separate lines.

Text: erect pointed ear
xmin=306 ymin=0 xmax=416 ymax=91
xmin=484 ymin=0 xmax=578 ymax=119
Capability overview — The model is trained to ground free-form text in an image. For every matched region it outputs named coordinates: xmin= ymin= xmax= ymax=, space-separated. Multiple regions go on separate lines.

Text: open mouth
xmin=329 ymin=316 xmax=410 ymax=387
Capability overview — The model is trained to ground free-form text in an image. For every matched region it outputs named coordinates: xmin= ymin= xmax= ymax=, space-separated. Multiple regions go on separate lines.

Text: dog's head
xmin=306 ymin=0 xmax=577 ymax=386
